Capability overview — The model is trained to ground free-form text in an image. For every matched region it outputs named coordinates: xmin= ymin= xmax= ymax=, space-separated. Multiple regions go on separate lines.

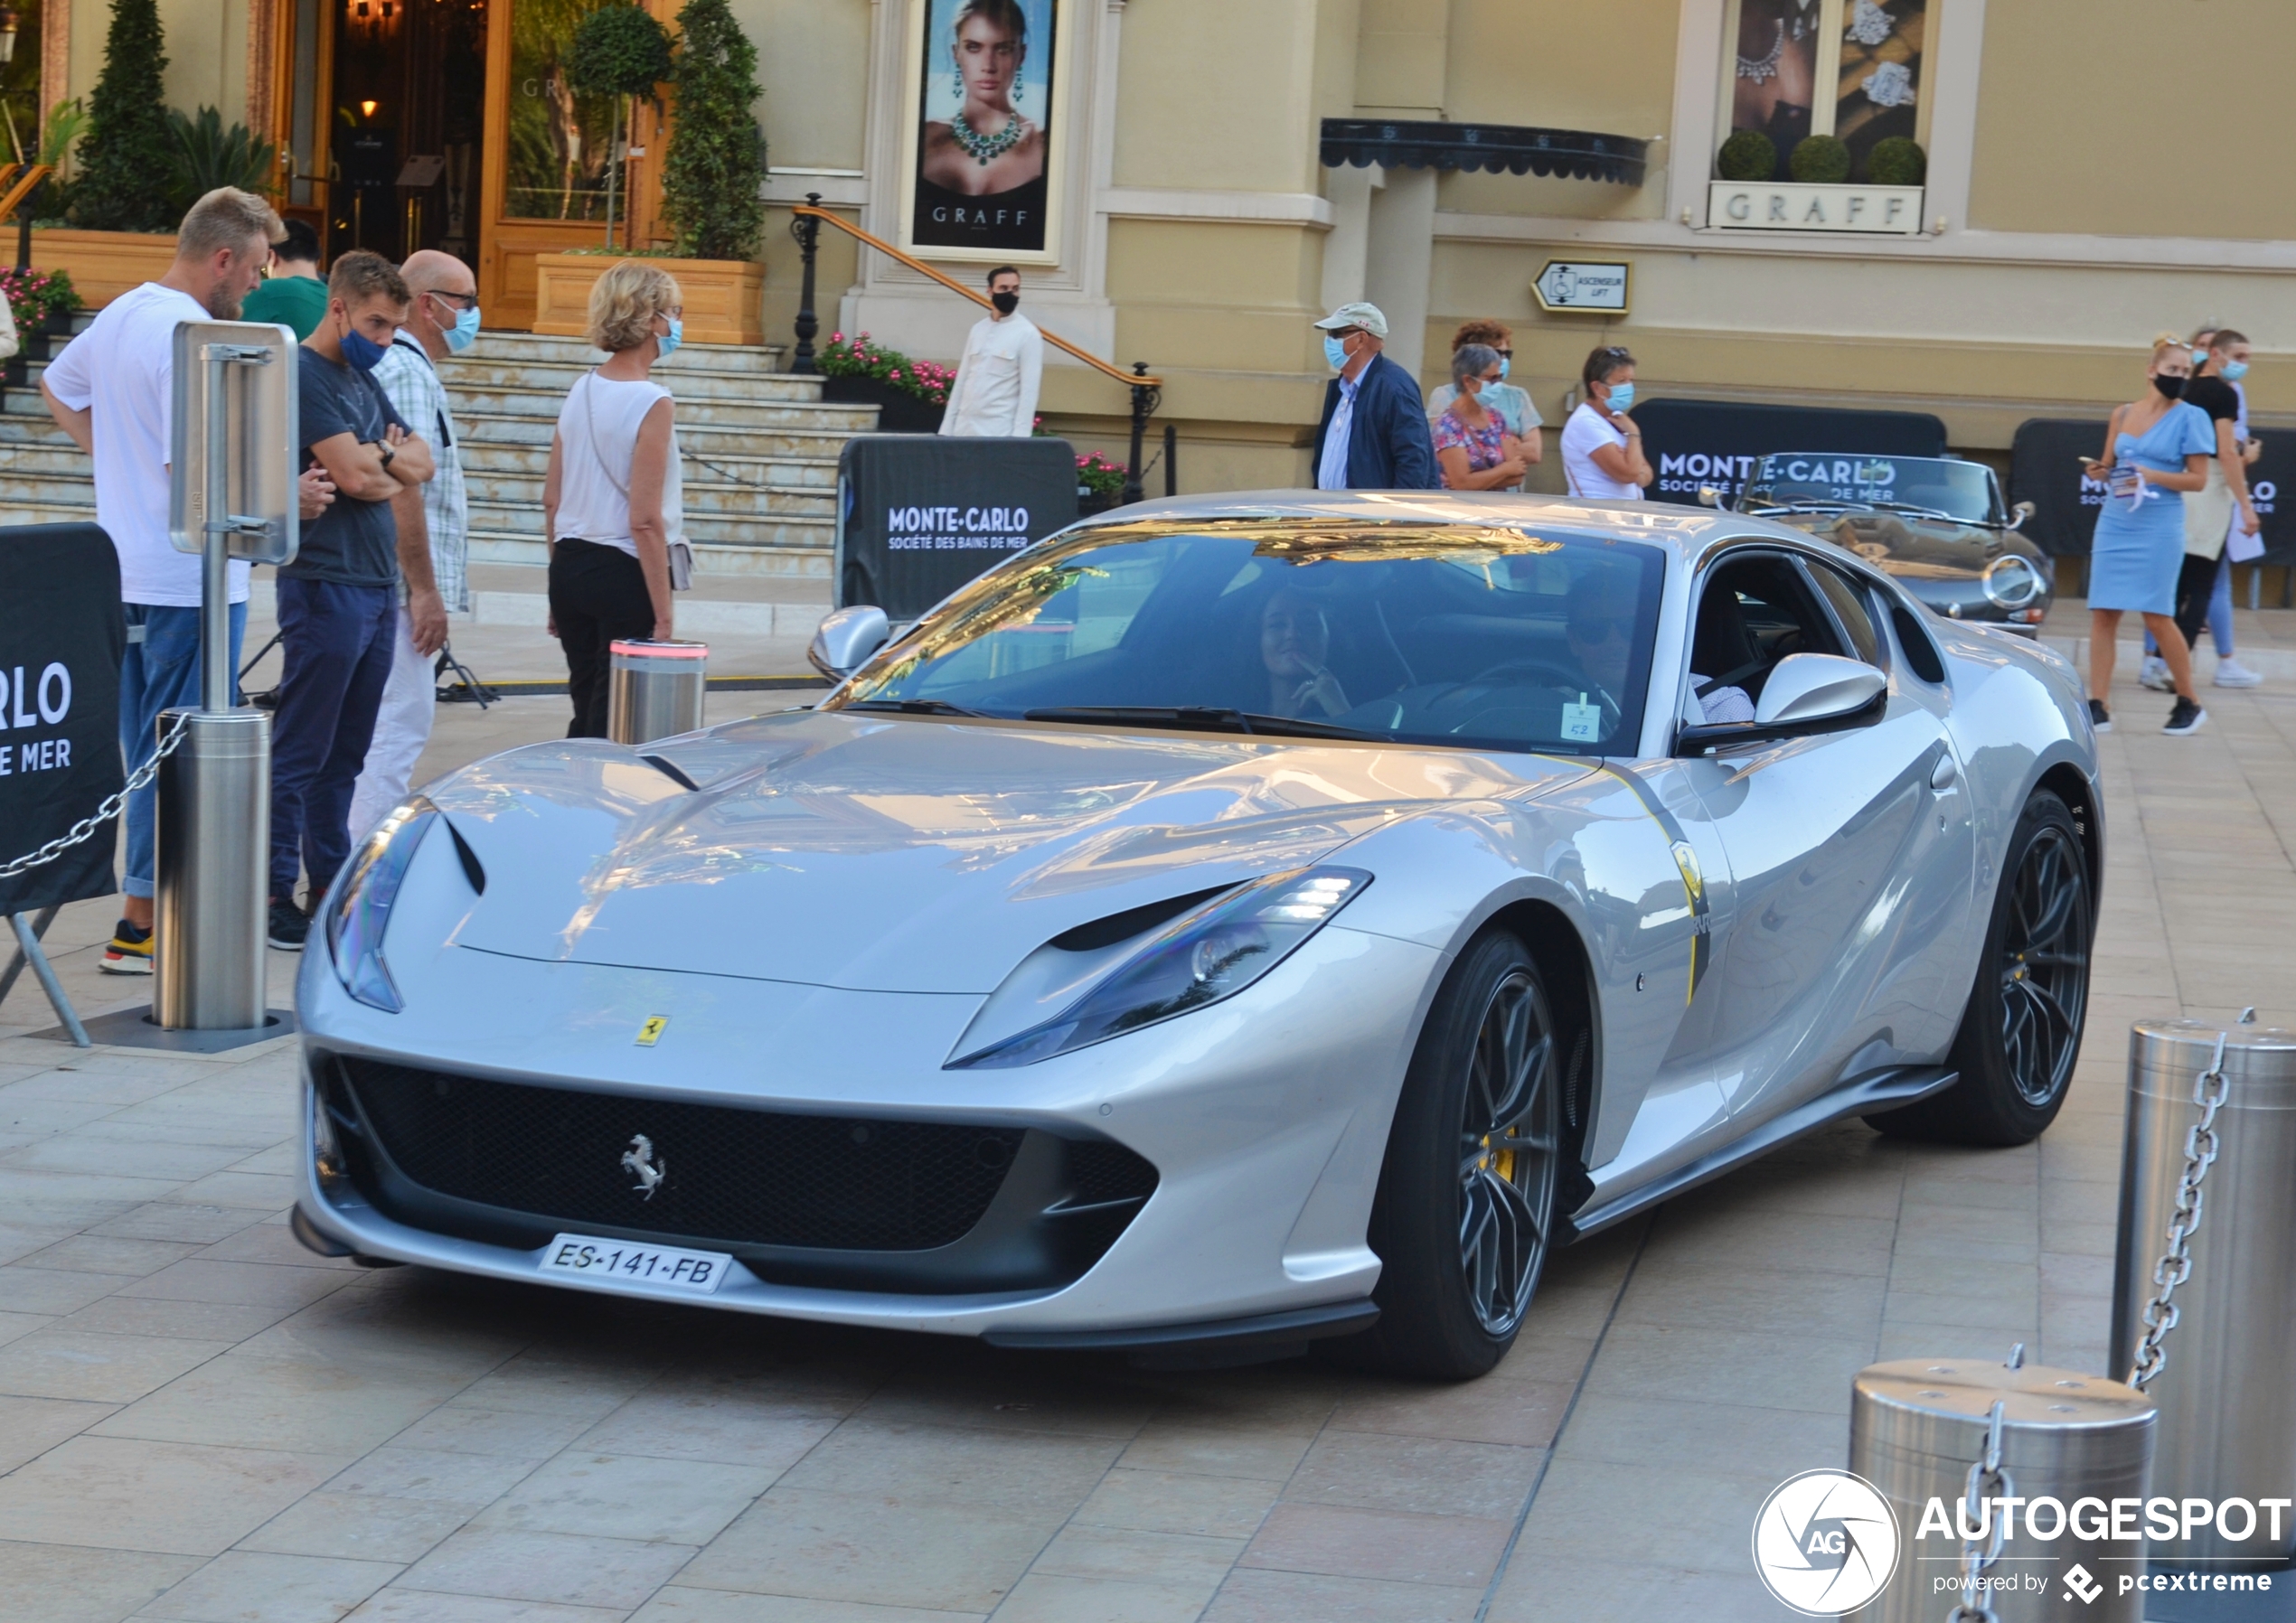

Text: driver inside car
xmin=1261 ymin=589 xmax=1352 ymax=719
xmin=1561 ymin=573 xmax=1752 ymax=727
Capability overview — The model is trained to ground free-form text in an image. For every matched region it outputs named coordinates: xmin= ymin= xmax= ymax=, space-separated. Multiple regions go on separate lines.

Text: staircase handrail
xmin=788 ymin=196 xmax=1162 ymax=503
xmin=790 ymin=202 xmax=1157 ymax=389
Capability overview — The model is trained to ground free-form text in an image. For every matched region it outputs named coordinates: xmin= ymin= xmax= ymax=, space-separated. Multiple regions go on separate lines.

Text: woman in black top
xmin=2171 ymin=368 xmax=2254 ymax=653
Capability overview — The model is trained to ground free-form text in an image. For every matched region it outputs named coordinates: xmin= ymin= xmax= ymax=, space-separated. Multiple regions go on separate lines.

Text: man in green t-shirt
xmin=241 ymin=218 xmax=328 ymax=338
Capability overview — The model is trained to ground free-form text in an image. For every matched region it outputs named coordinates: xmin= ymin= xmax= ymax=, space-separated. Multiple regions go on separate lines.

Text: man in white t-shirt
xmin=41 ymin=188 xmax=292 ymax=974
xmin=1561 ymin=344 xmax=1653 ymax=501
xmin=939 ymin=266 xmax=1043 ymax=437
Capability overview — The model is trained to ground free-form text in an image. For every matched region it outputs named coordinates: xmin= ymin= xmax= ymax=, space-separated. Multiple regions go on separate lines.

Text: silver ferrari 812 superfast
xmin=294 ymin=493 xmax=2100 ymax=1378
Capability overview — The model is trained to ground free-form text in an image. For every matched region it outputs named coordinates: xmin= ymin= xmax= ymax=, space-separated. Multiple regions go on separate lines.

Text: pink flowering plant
xmin=1075 ymin=451 xmax=1128 ymax=498
xmin=817 ymin=331 xmax=954 ymax=407
xmin=0 ymin=267 xmax=82 ymax=337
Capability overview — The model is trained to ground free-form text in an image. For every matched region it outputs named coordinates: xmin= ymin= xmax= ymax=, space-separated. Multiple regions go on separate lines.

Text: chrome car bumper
xmin=292 ymin=924 xmax=1438 ymax=1343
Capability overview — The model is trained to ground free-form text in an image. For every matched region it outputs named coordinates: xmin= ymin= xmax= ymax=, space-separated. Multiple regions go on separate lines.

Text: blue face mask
xmin=2222 ymin=359 xmax=2249 ymax=382
xmin=1606 ymin=380 xmax=1635 ymax=412
xmin=1496 ymin=357 xmax=1510 ymax=380
xmin=442 ymin=302 xmax=481 ymax=353
xmin=1322 ymin=333 xmax=1350 ymax=371
xmin=656 ymin=317 xmax=683 ymax=361
xmin=338 ymin=324 xmax=389 ymax=372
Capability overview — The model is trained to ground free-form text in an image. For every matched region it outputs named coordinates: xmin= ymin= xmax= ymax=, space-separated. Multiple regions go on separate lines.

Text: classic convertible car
xmin=1714 ymin=453 xmax=2056 ymax=633
xmin=294 ymin=493 xmax=2101 ymax=1380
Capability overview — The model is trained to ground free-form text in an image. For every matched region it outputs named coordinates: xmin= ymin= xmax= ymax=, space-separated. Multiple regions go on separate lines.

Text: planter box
xmin=532 ymin=253 xmax=766 ymax=346
xmin=26 ymin=229 xmax=179 ymax=306
xmin=820 ymin=374 xmax=946 ymax=434
xmin=1705 ymin=180 xmax=1924 ymax=235
xmin=1077 ymin=489 xmax=1125 ymax=516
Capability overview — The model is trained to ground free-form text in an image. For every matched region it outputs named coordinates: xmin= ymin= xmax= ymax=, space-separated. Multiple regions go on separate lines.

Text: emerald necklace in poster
xmin=910 ymin=0 xmax=1054 ymax=255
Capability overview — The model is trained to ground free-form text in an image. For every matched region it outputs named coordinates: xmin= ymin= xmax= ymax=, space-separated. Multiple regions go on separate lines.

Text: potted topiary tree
xmin=532 ymin=0 xmax=769 ymax=347
xmin=35 ymin=0 xmax=182 ymax=304
xmin=564 ymin=4 xmax=673 ymax=249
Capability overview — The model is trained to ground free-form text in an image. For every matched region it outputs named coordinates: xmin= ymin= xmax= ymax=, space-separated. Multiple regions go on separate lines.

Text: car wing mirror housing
xmin=2009 ymin=500 xmax=2036 ymax=531
xmin=809 ymin=605 xmax=890 ymax=681
xmin=1674 ymin=652 xmax=1888 ymax=756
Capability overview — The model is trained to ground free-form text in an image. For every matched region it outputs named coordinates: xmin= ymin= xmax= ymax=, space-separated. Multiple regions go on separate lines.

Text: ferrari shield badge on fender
xmin=635 ymin=1017 xmax=668 ymax=1046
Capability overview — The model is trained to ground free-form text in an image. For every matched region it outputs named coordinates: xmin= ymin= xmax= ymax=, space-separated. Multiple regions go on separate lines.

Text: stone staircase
xmin=0 ymin=324 xmax=874 ymax=583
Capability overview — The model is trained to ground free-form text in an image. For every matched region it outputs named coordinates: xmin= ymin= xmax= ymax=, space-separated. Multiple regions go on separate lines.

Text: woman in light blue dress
xmin=2082 ymin=336 xmax=2216 ymax=735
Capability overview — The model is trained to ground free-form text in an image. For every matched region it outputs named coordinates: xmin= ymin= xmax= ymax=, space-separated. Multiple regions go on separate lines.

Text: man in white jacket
xmin=938 ymin=266 xmax=1042 ymax=437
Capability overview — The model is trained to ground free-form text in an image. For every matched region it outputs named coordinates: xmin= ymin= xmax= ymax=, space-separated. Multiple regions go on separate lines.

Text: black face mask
xmin=991 ymin=290 xmax=1020 ymax=315
xmin=2153 ymin=374 xmax=2186 ymax=400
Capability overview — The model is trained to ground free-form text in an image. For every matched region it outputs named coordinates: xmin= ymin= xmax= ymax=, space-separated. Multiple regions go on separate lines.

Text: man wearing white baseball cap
xmin=1309 ymin=302 xmax=1438 ymax=491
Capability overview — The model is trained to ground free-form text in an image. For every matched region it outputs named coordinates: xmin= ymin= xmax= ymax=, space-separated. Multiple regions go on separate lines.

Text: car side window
xmin=1689 ymin=553 xmax=1847 ymax=718
xmin=1803 ymin=559 xmax=1883 ymax=668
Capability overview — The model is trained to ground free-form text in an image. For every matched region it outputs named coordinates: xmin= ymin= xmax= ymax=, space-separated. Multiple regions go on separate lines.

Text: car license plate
xmin=540 ymin=1234 xmax=732 ymax=1295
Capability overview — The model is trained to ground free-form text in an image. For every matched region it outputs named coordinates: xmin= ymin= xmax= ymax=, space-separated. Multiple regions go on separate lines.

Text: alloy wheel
xmin=1456 ymin=967 xmax=1559 ymax=1337
xmin=1998 ymin=824 xmax=2090 ymax=1106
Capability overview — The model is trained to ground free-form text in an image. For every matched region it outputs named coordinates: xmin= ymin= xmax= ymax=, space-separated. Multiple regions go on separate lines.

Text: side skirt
xmin=1560 ymin=1065 xmax=1958 ymax=1240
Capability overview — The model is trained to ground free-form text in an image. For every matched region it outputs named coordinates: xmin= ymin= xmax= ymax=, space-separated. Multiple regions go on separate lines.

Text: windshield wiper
xmin=1745 ymin=501 xmax=1855 ymax=517
xmin=1021 ymin=705 xmax=1382 ymax=741
xmin=839 ymin=698 xmax=991 ymax=718
xmin=1867 ymin=501 xmax=1971 ymax=524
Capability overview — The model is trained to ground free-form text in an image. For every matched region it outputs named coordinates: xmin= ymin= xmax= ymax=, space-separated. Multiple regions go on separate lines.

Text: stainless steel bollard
xmin=153 ymin=707 xmax=270 ymax=1030
xmin=2111 ymin=1019 xmax=2296 ymax=1566
xmin=1849 ymin=1356 xmax=2153 ymax=1621
xmin=607 ymin=639 xmax=707 ymax=746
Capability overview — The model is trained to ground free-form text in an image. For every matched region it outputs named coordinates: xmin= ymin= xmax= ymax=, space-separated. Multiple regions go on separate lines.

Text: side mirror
xmin=809 ymin=605 xmax=889 ymax=681
xmin=1697 ymin=485 xmax=1721 ymax=507
xmin=1753 ymin=652 xmax=1888 ymax=727
xmin=2008 ymin=500 xmax=2035 ymax=531
xmin=1675 ymin=652 xmax=1887 ymax=755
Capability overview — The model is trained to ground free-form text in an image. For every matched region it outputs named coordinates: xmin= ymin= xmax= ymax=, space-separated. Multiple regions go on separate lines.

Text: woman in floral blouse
xmin=1433 ymin=344 xmax=1530 ymax=492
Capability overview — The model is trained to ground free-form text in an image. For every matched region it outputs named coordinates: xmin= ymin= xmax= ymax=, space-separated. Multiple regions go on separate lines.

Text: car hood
xmin=428 ymin=708 xmax=1591 ymax=993
xmin=1770 ymin=510 xmax=2042 ymax=582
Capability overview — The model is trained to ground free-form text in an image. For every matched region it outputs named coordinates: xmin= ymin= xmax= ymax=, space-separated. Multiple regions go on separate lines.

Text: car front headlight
xmin=326 ymin=797 xmax=439 ymax=1013
xmin=948 ymin=866 xmax=1373 ymax=1069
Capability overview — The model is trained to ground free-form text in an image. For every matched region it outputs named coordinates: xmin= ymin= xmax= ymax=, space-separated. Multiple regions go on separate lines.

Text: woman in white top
xmin=544 ymin=260 xmax=685 ymax=737
xmin=1561 ymin=344 xmax=1653 ymax=501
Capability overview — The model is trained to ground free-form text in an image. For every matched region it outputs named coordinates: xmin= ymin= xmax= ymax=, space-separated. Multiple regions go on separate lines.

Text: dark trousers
xmin=550 ymin=539 xmax=654 ymax=738
xmin=270 ymin=577 xmax=397 ymax=902
xmin=2172 ymin=551 xmax=2220 ymax=653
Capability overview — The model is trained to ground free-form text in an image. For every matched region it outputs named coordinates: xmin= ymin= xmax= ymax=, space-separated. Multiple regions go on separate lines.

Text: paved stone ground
xmin=2 ymin=606 xmax=2291 ymax=1622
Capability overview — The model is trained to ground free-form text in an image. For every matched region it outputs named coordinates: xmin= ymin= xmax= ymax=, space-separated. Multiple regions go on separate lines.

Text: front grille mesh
xmin=333 ymin=1056 xmax=1027 ymax=1252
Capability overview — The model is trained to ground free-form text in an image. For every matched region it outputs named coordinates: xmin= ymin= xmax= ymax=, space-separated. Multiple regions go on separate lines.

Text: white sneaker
xmin=2214 ymin=659 xmax=2263 ymax=689
xmin=2139 ymin=656 xmax=2174 ymax=692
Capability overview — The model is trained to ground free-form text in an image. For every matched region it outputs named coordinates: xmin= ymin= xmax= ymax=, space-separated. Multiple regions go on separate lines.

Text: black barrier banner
xmin=2009 ymin=417 xmax=2296 ymax=562
xmin=1636 ymin=397 xmax=1949 ymax=506
xmin=837 ymin=435 xmax=1082 ymax=620
xmin=0 ymin=524 xmax=126 ymax=917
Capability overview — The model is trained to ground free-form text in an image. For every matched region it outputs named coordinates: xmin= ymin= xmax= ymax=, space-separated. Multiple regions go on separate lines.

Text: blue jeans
xmin=269 ymin=577 xmax=396 ymax=903
xmin=119 ymin=601 xmax=248 ymax=901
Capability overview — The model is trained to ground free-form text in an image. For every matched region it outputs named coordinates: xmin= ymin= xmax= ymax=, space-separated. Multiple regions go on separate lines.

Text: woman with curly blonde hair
xmin=544 ymin=260 xmax=689 ymax=736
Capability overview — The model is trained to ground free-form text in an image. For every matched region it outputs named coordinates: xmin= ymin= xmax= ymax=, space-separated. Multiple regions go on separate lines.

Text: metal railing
xmin=789 ymin=195 xmax=1165 ymax=504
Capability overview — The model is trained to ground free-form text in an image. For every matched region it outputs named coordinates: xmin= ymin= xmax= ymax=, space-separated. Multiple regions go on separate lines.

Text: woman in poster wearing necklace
xmin=914 ymin=0 xmax=1049 ymax=254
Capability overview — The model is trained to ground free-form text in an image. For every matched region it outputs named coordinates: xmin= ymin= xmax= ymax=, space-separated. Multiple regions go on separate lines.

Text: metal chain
xmin=0 ymin=711 xmax=190 ymax=882
xmin=2127 ymin=1028 xmax=2234 ymax=1391
xmin=1946 ymin=1399 xmax=2014 ymax=1623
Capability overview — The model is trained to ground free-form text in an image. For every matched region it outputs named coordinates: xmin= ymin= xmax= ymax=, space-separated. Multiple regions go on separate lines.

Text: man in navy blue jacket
xmin=1310 ymin=302 xmax=1439 ymax=491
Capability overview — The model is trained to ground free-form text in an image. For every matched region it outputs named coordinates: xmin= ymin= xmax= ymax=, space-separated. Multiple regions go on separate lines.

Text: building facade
xmin=33 ymin=0 xmax=2296 ymax=491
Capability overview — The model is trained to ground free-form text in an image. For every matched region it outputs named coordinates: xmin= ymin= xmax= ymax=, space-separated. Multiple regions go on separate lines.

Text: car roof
xmin=1065 ymin=490 xmax=1738 ymax=563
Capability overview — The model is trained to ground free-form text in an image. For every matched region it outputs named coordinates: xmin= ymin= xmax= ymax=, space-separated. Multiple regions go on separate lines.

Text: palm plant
xmin=165 ymin=108 xmax=278 ymax=214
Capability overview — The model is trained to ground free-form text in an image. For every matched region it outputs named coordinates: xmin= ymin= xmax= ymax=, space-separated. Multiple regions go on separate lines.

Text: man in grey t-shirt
xmin=265 ymin=250 xmax=432 ymax=950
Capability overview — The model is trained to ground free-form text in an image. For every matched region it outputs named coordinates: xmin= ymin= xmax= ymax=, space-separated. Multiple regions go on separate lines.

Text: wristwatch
xmin=374 ymin=441 xmax=396 ymax=470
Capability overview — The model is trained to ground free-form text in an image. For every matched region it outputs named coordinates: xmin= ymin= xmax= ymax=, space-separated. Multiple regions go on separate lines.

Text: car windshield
xmin=828 ymin=520 xmax=1669 ymax=755
xmin=1742 ymin=455 xmax=2000 ymax=524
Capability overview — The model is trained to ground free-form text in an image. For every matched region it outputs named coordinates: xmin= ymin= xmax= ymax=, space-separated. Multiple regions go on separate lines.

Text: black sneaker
xmin=2087 ymin=699 xmax=2112 ymax=734
xmin=267 ymin=896 xmax=310 ymax=952
xmin=2163 ymin=697 xmax=2208 ymax=736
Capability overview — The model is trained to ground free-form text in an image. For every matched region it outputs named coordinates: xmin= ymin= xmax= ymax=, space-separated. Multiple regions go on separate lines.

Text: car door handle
xmin=1930 ymin=755 xmax=1958 ymax=792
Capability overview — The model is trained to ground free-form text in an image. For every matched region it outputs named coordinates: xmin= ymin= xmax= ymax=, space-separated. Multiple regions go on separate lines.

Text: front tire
xmin=1351 ymin=932 xmax=1563 ymax=1380
xmin=1868 ymin=790 xmax=2093 ymax=1146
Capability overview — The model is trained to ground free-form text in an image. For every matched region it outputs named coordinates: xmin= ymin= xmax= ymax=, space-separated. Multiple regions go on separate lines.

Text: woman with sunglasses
xmin=1426 ymin=319 xmax=1542 ymax=482
xmin=2078 ymin=333 xmax=2215 ymax=736
xmin=1432 ymin=344 xmax=1530 ymax=492
xmin=1563 ymin=346 xmax=1651 ymax=500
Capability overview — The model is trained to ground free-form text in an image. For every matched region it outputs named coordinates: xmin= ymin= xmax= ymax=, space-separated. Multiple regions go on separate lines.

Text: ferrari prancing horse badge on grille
xmin=621 ymin=1135 xmax=667 ymax=1199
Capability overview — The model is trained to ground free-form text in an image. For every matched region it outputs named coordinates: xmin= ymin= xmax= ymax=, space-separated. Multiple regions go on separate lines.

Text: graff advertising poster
xmin=908 ymin=0 xmax=1058 ymax=257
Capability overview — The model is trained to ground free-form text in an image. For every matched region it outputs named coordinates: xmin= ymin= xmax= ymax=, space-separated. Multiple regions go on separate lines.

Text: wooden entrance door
xmin=479 ymin=0 xmax=674 ymax=328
